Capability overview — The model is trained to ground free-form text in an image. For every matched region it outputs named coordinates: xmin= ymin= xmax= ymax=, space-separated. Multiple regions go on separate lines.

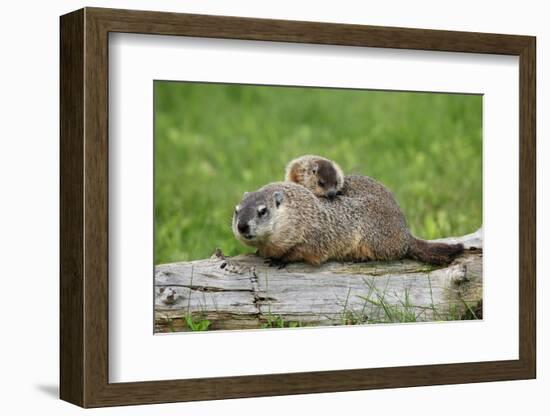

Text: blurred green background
xmin=154 ymin=82 xmax=482 ymax=265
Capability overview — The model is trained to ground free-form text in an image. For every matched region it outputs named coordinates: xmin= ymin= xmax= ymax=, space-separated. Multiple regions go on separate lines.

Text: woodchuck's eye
xmin=234 ymin=205 xmax=240 ymax=215
xmin=257 ymin=205 xmax=267 ymax=216
xmin=318 ymin=180 xmax=325 ymax=187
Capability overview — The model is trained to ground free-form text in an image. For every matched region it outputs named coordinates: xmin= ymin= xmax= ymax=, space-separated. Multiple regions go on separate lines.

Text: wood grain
xmin=60 ymin=7 xmax=536 ymax=407
xmin=59 ymin=8 xmax=84 ymax=406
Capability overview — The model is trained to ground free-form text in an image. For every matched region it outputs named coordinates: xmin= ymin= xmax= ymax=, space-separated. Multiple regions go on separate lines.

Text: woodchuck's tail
xmin=407 ymin=237 xmax=464 ymax=265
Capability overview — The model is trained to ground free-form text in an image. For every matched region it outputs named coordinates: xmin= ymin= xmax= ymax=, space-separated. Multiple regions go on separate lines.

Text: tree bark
xmin=155 ymin=229 xmax=482 ymax=332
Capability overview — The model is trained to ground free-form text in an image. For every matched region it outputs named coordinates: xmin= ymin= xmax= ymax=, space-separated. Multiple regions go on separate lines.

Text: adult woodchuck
xmin=232 ymin=181 xmax=463 ymax=266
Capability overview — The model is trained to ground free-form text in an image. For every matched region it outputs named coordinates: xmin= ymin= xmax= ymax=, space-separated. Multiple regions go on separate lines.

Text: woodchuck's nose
xmin=237 ymin=222 xmax=249 ymax=234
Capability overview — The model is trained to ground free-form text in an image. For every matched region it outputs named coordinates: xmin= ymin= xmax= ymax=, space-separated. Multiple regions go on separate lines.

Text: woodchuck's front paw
xmin=264 ymin=257 xmax=288 ymax=269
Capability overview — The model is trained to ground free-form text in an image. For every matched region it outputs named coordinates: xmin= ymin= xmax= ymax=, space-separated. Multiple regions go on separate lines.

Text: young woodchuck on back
xmin=232 ymin=181 xmax=463 ymax=266
xmin=285 ymin=154 xmax=388 ymax=199
xmin=285 ymin=155 xmax=345 ymax=199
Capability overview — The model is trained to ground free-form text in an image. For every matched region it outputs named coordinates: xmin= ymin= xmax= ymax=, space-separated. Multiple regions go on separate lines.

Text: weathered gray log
xmin=155 ymin=229 xmax=482 ymax=332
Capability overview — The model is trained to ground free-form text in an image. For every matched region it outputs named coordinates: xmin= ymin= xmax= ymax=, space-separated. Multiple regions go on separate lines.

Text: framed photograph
xmin=60 ymin=7 xmax=536 ymax=408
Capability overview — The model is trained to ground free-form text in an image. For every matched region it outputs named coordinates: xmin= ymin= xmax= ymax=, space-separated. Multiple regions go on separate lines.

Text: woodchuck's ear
xmin=273 ymin=191 xmax=284 ymax=208
xmin=243 ymin=191 xmax=249 ymax=198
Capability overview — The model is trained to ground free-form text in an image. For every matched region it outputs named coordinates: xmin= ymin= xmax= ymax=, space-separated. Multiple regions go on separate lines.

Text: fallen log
xmin=155 ymin=229 xmax=482 ymax=332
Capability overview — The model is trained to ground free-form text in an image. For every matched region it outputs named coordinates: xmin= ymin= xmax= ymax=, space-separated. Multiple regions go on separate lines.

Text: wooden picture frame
xmin=60 ymin=7 xmax=536 ymax=408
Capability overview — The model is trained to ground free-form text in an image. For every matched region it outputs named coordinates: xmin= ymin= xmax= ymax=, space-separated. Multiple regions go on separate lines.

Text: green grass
xmin=154 ymin=82 xmax=482 ymax=264
xmin=183 ymin=315 xmax=211 ymax=332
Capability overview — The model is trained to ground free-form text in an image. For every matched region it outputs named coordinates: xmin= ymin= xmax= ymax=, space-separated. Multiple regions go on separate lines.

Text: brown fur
xmin=407 ymin=238 xmax=464 ymax=265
